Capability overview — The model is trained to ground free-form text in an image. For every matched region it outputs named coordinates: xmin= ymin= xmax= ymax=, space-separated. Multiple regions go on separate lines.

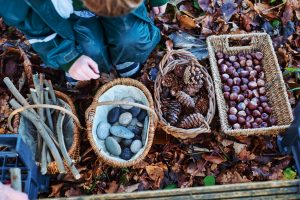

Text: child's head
xmin=83 ymin=0 xmax=143 ymax=16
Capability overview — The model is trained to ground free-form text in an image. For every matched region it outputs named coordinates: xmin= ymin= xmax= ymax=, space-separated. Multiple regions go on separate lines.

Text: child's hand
xmin=68 ymin=55 xmax=100 ymax=81
xmin=0 ymin=183 xmax=28 ymax=200
xmin=152 ymin=4 xmax=167 ymax=15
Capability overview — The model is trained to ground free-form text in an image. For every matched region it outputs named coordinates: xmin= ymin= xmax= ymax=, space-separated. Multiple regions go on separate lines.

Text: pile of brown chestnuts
xmin=216 ymin=51 xmax=277 ymax=129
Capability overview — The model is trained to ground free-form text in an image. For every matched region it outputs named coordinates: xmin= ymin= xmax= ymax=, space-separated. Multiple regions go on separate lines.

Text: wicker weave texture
xmin=207 ymin=33 xmax=293 ymax=136
xmin=85 ymin=78 xmax=156 ymax=167
xmin=154 ymin=50 xmax=216 ymax=139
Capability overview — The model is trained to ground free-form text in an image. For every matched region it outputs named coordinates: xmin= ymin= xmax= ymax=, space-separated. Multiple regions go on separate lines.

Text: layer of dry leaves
xmin=0 ymin=0 xmax=300 ymax=197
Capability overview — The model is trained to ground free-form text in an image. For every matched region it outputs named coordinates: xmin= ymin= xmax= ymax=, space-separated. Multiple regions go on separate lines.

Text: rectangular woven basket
xmin=207 ymin=33 xmax=293 ymax=136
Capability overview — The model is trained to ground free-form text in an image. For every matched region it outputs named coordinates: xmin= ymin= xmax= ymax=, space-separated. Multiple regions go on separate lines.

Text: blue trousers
xmin=73 ymin=4 xmax=161 ymax=73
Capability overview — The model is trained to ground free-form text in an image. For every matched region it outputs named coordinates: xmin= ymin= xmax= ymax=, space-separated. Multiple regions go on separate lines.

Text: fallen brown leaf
xmin=105 ymin=181 xmax=119 ymax=194
xmin=49 ymin=183 xmax=64 ymax=198
xmin=65 ymin=187 xmax=82 ymax=197
xmin=202 ymin=154 xmax=225 ymax=164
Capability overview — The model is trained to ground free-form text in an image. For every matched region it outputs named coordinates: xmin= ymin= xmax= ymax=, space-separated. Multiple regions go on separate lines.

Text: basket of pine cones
xmin=154 ymin=49 xmax=216 ymax=139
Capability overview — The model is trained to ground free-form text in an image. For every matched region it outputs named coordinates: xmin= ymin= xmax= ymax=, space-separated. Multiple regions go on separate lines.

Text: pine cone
xmin=166 ymin=100 xmax=181 ymax=126
xmin=179 ymin=113 xmax=206 ymax=129
xmin=195 ymin=97 xmax=209 ymax=115
xmin=183 ymin=84 xmax=202 ymax=97
xmin=176 ymin=91 xmax=195 ymax=109
xmin=174 ymin=65 xmax=185 ymax=78
xmin=161 ymin=98 xmax=171 ymax=118
xmin=162 ymin=73 xmax=178 ymax=88
xmin=183 ymin=65 xmax=204 ymax=87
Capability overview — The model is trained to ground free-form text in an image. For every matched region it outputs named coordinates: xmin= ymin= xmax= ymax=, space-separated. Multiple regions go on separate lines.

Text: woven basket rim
xmin=85 ymin=78 xmax=156 ymax=167
xmin=154 ymin=49 xmax=216 ymax=139
xmin=207 ymin=32 xmax=294 ymax=136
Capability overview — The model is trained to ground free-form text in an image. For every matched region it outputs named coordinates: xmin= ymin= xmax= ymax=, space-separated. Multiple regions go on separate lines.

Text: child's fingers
xmin=152 ymin=7 xmax=159 ymax=15
xmin=82 ymin=66 xmax=100 ymax=80
xmin=159 ymin=5 xmax=167 ymax=14
xmin=86 ymin=56 xmax=99 ymax=74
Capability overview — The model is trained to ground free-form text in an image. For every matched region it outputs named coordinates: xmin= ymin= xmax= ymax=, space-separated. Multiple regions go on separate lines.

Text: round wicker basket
xmin=85 ymin=78 xmax=156 ymax=167
xmin=11 ymin=90 xmax=81 ymax=174
xmin=154 ymin=50 xmax=216 ymax=139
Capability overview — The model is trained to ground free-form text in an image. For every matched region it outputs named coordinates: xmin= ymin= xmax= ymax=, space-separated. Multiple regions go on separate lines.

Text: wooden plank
xmin=41 ymin=180 xmax=300 ymax=200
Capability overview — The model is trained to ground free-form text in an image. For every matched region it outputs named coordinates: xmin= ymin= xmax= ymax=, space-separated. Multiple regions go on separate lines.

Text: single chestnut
xmin=218 ymin=59 xmax=224 ymax=65
xmin=241 ymin=85 xmax=248 ymax=91
xmin=261 ymin=102 xmax=268 ymax=108
xmin=255 ymin=118 xmax=263 ymax=124
xmin=254 ymin=65 xmax=262 ymax=72
xmin=233 ymin=77 xmax=241 ymax=85
xmin=242 ymin=78 xmax=249 ymax=85
xmin=222 ymin=74 xmax=230 ymax=82
xmin=237 ymin=110 xmax=247 ymax=117
xmin=238 ymin=117 xmax=246 ymax=124
xmin=259 ymin=96 xmax=268 ymax=103
xmin=230 ymin=93 xmax=238 ymax=101
xmin=258 ymin=87 xmax=266 ymax=95
xmin=264 ymin=106 xmax=272 ymax=114
xmin=240 ymin=70 xmax=249 ymax=78
xmin=232 ymin=86 xmax=241 ymax=93
xmin=233 ymin=62 xmax=240 ymax=69
xmin=240 ymin=59 xmax=246 ymax=67
xmin=246 ymin=54 xmax=252 ymax=59
xmin=245 ymin=108 xmax=251 ymax=115
xmin=269 ymin=116 xmax=277 ymax=125
xmin=223 ymin=85 xmax=231 ymax=92
xmin=227 ymin=78 xmax=234 ymax=87
xmin=252 ymin=110 xmax=261 ymax=117
xmin=252 ymin=89 xmax=260 ymax=98
xmin=226 ymin=67 xmax=236 ymax=75
xmin=255 ymin=52 xmax=263 ymax=60
xmin=229 ymin=101 xmax=237 ymax=107
xmin=233 ymin=72 xmax=239 ymax=77
xmin=249 ymin=70 xmax=258 ymax=78
xmin=237 ymin=94 xmax=245 ymax=102
xmin=229 ymin=55 xmax=238 ymax=62
xmin=251 ymin=122 xmax=259 ymax=128
xmin=261 ymin=113 xmax=269 ymax=121
xmin=216 ymin=52 xmax=224 ymax=59
xmin=220 ymin=64 xmax=228 ymax=73
xmin=248 ymin=81 xmax=258 ymax=89
xmin=258 ymin=71 xmax=265 ymax=79
xmin=228 ymin=115 xmax=238 ymax=124
xmin=229 ymin=107 xmax=238 ymax=115
xmin=233 ymin=123 xmax=241 ymax=129
xmin=257 ymin=79 xmax=265 ymax=87
xmin=246 ymin=59 xmax=253 ymax=67
xmin=245 ymin=122 xmax=252 ymax=128
xmin=237 ymin=102 xmax=246 ymax=111
xmin=244 ymin=90 xmax=253 ymax=99
xmin=260 ymin=122 xmax=268 ymax=128
xmin=247 ymin=100 xmax=258 ymax=110
xmin=258 ymin=106 xmax=264 ymax=113
xmin=246 ymin=115 xmax=254 ymax=123
xmin=223 ymin=92 xmax=230 ymax=100
xmin=253 ymin=59 xmax=260 ymax=66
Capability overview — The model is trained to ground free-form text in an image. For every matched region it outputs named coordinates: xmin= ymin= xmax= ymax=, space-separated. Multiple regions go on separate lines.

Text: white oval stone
xmin=119 ymin=112 xmax=133 ymax=126
xmin=121 ymin=97 xmax=135 ymax=110
xmin=105 ymin=137 xmax=122 ymax=156
xmin=130 ymin=140 xmax=142 ymax=153
xmin=110 ymin=126 xmax=134 ymax=139
xmin=96 ymin=122 xmax=111 ymax=140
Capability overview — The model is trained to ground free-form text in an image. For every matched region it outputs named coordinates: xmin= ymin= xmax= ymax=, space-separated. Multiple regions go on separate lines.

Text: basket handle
xmin=8 ymin=104 xmax=83 ymax=132
xmin=87 ymin=100 xmax=158 ymax=127
xmin=158 ymin=49 xmax=197 ymax=74
xmin=224 ymin=35 xmax=255 ymax=51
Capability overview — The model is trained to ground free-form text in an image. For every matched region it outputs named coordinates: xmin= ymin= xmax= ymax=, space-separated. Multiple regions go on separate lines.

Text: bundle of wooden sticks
xmin=4 ymin=74 xmax=80 ymax=179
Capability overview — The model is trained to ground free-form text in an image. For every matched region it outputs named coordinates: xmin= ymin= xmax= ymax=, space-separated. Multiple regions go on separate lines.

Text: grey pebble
xmin=105 ymin=137 xmax=122 ymax=156
xmin=122 ymin=139 xmax=133 ymax=147
xmin=137 ymin=110 xmax=147 ymax=122
xmin=130 ymin=107 xmax=141 ymax=117
xmin=121 ymin=97 xmax=135 ymax=110
xmin=119 ymin=112 xmax=133 ymax=126
xmin=112 ymin=136 xmax=122 ymax=143
xmin=130 ymin=140 xmax=142 ymax=153
xmin=96 ymin=122 xmax=111 ymax=140
xmin=110 ymin=125 xmax=134 ymax=139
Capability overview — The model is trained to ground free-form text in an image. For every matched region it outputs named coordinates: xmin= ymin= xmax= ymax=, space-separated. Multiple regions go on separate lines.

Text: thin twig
xmin=44 ymin=88 xmax=54 ymax=131
xmin=44 ymin=79 xmax=57 ymax=105
xmin=41 ymin=141 xmax=47 ymax=175
xmin=56 ymin=111 xmax=80 ymax=179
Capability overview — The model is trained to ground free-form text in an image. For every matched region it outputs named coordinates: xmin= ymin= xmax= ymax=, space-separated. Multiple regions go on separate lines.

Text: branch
xmin=41 ymin=141 xmax=47 ymax=175
xmin=56 ymin=111 xmax=80 ymax=179
xmin=44 ymin=89 xmax=54 ymax=131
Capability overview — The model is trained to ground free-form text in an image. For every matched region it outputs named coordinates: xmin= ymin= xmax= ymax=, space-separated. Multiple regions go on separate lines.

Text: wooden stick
xmin=44 ymin=89 xmax=54 ymax=131
xmin=40 ymin=141 xmax=48 ymax=175
xmin=9 ymin=168 xmax=22 ymax=192
xmin=56 ymin=111 xmax=80 ymax=179
xmin=44 ymin=79 xmax=57 ymax=105
xmin=9 ymin=99 xmax=66 ymax=174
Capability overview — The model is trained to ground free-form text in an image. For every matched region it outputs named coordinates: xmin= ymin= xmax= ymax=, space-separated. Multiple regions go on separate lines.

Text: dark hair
xmin=83 ymin=0 xmax=143 ymax=16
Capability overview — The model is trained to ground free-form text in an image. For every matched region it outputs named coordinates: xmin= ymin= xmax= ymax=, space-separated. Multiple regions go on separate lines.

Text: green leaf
xmin=285 ymin=68 xmax=300 ymax=73
xmin=270 ymin=0 xmax=276 ymax=4
xmin=164 ymin=184 xmax=177 ymax=190
xmin=204 ymin=175 xmax=216 ymax=186
xmin=283 ymin=167 xmax=297 ymax=180
xmin=271 ymin=19 xmax=281 ymax=28
xmin=193 ymin=0 xmax=200 ymax=10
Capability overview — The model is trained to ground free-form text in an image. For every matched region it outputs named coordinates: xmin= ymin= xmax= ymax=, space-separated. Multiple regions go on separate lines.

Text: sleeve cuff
xmin=60 ymin=54 xmax=82 ymax=72
xmin=150 ymin=0 xmax=169 ymax=7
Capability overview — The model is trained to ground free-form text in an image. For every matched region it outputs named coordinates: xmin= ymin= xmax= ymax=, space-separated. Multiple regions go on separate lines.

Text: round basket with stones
xmin=86 ymin=78 xmax=156 ymax=167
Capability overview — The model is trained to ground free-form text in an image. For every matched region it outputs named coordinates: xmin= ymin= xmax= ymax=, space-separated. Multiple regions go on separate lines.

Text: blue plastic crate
xmin=0 ymin=134 xmax=49 ymax=200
